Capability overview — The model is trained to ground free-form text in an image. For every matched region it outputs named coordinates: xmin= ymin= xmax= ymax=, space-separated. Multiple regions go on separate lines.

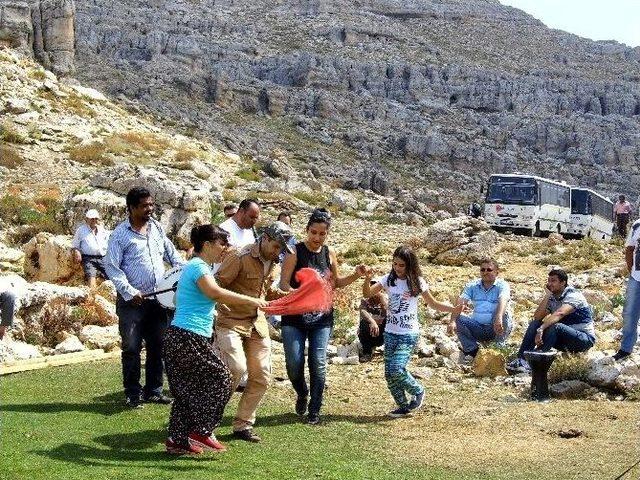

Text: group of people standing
xmin=1 ymin=185 xmax=640 ymax=457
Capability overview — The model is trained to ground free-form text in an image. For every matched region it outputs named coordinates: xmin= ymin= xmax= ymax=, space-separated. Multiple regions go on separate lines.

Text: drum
xmin=523 ymin=350 xmax=557 ymax=402
xmin=148 ymin=266 xmax=183 ymax=310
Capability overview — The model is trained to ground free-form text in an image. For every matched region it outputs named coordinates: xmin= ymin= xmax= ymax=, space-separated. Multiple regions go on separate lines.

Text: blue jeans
xmin=621 ymin=277 xmax=640 ymax=353
xmin=116 ymin=296 xmax=170 ymax=399
xmin=517 ymin=320 xmax=595 ymax=358
xmin=455 ymin=312 xmax=513 ymax=354
xmin=383 ymin=332 xmax=423 ymax=408
xmin=281 ymin=324 xmax=332 ymax=416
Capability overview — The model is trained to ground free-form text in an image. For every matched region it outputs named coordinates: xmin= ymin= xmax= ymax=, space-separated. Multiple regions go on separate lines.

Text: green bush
xmin=0 ymin=195 xmax=65 ymax=243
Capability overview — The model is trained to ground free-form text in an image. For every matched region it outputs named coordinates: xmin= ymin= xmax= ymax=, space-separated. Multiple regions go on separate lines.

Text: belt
xmin=81 ymin=254 xmax=105 ymax=259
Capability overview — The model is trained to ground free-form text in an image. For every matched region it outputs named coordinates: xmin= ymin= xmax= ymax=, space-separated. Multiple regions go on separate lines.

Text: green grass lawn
xmin=1 ymin=359 xmax=637 ymax=480
xmin=0 ymin=360 xmax=458 ymax=480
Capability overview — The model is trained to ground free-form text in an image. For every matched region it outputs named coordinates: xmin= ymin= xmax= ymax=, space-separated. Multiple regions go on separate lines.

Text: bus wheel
xmin=533 ymin=222 xmax=541 ymax=237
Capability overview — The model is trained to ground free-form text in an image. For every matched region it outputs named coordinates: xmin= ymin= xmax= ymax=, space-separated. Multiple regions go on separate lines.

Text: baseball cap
xmin=261 ymin=221 xmax=294 ymax=254
xmin=85 ymin=209 xmax=100 ymax=219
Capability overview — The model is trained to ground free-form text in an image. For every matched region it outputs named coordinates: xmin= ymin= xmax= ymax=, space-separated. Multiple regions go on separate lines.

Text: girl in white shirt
xmin=363 ymin=246 xmax=462 ymax=417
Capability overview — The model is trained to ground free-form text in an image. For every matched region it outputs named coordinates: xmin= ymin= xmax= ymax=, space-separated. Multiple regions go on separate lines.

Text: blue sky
xmin=499 ymin=0 xmax=640 ymax=47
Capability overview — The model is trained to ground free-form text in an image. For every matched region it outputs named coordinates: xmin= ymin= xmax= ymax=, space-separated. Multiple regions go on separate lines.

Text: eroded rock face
xmin=0 ymin=0 xmax=75 ymax=75
xmin=72 ymin=0 xmax=640 ymax=205
xmin=85 ymin=164 xmax=212 ymax=249
xmin=31 ymin=0 xmax=75 ymax=76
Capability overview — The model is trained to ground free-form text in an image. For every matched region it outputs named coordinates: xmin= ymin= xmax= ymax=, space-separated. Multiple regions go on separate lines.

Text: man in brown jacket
xmin=215 ymin=221 xmax=293 ymax=443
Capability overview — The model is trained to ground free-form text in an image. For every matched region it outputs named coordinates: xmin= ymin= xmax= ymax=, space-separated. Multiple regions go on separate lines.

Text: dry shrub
xmin=0 ymin=144 xmax=25 ymax=168
xmin=548 ymin=353 xmax=590 ymax=383
xmin=174 ymin=145 xmax=203 ymax=163
xmin=69 ymin=142 xmax=113 ymax=165
xmin=71 ymin=297 xmax=114 ymax=327
xmin=63 ymin=93 xmax=96 ymax=118
xmin=40 ymin=298 xmax=82 ymax=347
xmin=106 ymin=131 xmax=170 ymax=156
xmin=0 ymin=121 xmax=28 ymax=144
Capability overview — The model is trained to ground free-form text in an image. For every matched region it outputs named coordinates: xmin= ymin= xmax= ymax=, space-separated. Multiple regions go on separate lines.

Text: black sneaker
xmin=125 ymin=396 xmax=144 ymax=409
xmin=408 ymin=390 xmax=425 ymax=411
xmin=295 ymin=396 xmax=308 ymax=416
xmin=388 ymin=406 xmax=411 ymax=418
xmin=232 ymin=428 xmax=261 ymax=443
xmin=612 ymin=350 xmax=631 ymax=362
xmin=142 ymin=393 xmax=173 ymax=404
xmin=307 ymin=413 xmax=320 ymax=425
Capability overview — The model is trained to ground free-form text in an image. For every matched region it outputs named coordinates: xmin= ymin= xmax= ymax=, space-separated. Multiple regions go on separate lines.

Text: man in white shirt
xmin=219 ymin=199 xmax=260 ymax=248
xmin=613 ymin=219 xmax=640 ymax=361
xmin=72 ymin=209 xmax=110 ymax=288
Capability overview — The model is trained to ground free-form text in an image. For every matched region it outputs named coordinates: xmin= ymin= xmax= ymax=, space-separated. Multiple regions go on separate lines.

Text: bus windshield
xmin=486 ymin=177 xmax=537 ymax=205
xmin=571 ymin=190 xmax=591 ymax=215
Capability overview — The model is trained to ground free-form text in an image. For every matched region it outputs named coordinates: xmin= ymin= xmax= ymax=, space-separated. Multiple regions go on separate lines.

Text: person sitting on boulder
xmin=448 ymin=258 xmax=513 ymax=362
xmin=507 ymin=268 xmax=596 ymax=374
xmin=358 ymin=280 xmax=387 ymax=363
xmin=0 ymin=279 xmax=18 ymax=340
xmin=71 ymin=209 xmax=111 ymax=288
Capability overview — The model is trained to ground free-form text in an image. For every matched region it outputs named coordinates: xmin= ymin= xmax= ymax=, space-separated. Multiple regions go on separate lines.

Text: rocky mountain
xmin=3 ymin=0 xmax=640 ymax=208
xmin=65 ymin=0 xmax=640 ymax=207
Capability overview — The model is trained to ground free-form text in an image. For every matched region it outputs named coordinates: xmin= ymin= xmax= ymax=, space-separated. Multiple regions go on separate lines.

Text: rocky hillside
xmin=64 ymin=0 xmax=640 ymax=208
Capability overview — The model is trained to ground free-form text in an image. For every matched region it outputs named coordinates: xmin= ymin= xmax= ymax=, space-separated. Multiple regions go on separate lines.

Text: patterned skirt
xmin=163 ymin=325 xmax=232 ymax=445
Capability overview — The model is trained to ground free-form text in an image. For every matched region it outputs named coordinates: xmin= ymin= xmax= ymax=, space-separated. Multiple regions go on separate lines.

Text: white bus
xmin=483 ymin=174 xmax=571 ymax=236
xmin=568 ymin=188 xmax=614 ymax=240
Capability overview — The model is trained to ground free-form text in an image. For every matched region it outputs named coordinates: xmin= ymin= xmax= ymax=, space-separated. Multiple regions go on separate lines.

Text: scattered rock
xmin=54 ymin=334 xmax=85 ymax=354
xmin=550 ymin=380 xmax=593 ymax=399
xmin=473 ymin=349 xmax=507 ymax=378
xmin=78 ymin=325 xmax=119 ymax=350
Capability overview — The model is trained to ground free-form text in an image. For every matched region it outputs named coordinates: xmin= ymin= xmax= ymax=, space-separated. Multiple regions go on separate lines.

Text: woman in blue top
xmin=164 ymin=224 xmax=267 ymax=455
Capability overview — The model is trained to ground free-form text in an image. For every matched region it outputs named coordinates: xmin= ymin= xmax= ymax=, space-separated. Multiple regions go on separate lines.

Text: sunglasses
xmin=480 ymin=268 xmax=494 ymax=272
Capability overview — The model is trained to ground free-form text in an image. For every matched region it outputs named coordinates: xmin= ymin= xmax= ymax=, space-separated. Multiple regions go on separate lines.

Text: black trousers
xmin=358 ymin=319 xmax=385 ymax=355
xmin=116 ymin=296 xmax=170 ymax=399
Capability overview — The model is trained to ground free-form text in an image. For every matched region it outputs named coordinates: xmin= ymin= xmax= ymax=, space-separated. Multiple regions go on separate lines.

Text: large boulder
xmin=54 ymin=334 xmax=85 ymax=354
xmin=550 ymin=380 xmax=594 ymax=399
xmin=85 ymin=164 xmax=214 ymax=248
xmin=0 ymin=1 xmax=32 ymax=52
xmin=0 ymin=338 xmax=42 ymax=363
xmin=62 ymin=188 xmax=127 ymax=233
xmin=78 ymin=324 xmax=119 ymax=350
xmin=22 ymin=232 xmax=82 ymax=284
xmin=0 ymin=243 xmax=24 ymax=273
xmin=473 ymin=349 xmax=507 ymax=377
xmin=585 ymin=356 xmax=622 ymax=388
xmin=422 ymin=217 xmax=499 ymax=266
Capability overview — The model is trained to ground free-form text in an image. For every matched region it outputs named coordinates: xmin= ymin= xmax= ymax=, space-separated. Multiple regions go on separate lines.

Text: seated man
xmin=0 ymin=279 xmax=18 ymax=340
xmin=449 ymin=258 xmax=512 ymax=360
xmin=358 ymin=281 xmax=387 ymax=362
xmin=507 ymin=268 xmax=596 ymax=374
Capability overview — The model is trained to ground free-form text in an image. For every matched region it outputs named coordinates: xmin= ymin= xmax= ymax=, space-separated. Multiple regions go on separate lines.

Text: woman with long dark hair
xmin=163 ymin=224 xmax=267 ymax=455
xmin=279 ymin=208 xmax=367 ymax=425
xmin=363 ymin=246 xmax=462 ymax=417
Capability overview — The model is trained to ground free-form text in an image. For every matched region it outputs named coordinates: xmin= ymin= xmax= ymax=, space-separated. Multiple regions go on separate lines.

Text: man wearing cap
xmin=72 ymin=209 xmax=111 ymax=288
xmin=214 ymin=221 xmax=293 ymax=443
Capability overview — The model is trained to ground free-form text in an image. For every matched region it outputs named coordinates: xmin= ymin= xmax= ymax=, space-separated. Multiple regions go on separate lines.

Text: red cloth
xmin=264 ymin=268 xmax=333 ymax=315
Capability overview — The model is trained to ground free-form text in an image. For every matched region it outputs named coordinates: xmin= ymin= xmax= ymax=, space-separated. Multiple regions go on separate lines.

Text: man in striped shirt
xmin=105 ymin=187 xmax=184 ymax=409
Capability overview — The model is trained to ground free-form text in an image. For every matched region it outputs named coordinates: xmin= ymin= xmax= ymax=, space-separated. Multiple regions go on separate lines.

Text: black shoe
xmin=232 ymin=428 xmax=261 ymax=443
xmin=142 ymin=393 xmax=173 ymax=404
xmin=295 ymin=396 xmax=308 ymax=416
xmin=612 ymin=350 xmax=631 ymax=362
xmin=125 ymin=396 xmax=144 ymax=409
xmin=359 ymin=353 xmax=373 ymax=363
xmin=306 ymin=413 xmax=320 ymax=425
